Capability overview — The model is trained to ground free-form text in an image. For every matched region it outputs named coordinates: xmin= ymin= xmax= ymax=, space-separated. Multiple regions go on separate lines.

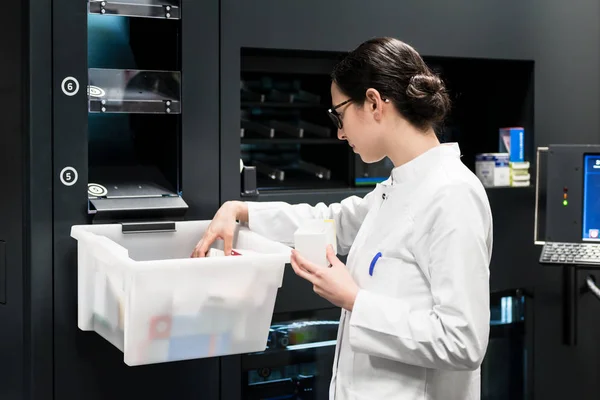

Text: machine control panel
xmin=540 ymin=242 xmax=600 ymax=266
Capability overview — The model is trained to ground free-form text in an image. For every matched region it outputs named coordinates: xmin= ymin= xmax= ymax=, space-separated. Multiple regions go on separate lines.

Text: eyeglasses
xmin=327 ymin=98 xmax=390 ymax=130
xmin=327 ymin=99 xmax=352 ymax=130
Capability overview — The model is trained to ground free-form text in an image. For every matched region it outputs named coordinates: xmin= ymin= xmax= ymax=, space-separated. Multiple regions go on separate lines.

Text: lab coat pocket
xmin=368 ymin=256 xmax=402 ymax=296
xmin=368 ymin=254 xmax=427 ymax=301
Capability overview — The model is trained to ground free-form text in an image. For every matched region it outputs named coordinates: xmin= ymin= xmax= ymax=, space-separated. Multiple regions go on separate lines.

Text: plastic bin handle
xmin=121 ymin=221 xmax=176 ymax=234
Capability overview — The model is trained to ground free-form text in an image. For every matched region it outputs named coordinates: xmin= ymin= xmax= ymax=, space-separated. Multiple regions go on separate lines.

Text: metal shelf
xmin=242 ymin=342 xmax=336 ymax=372
xmin=242 ymin=138 xmax=342 ymax=145
xmin=86 ymin=165 xmax=186 ymax=221
xmin=88 ymin=0 xmax=180 ymax=19
xmin=87 ymin=165 xmax=179 ymax=201
xmin=88 ymin=68 xmax=181 ymax=114
xmin=241 ymin=119 xmax=332 ymax=140
xmin=242 ymin=102 xmax=325 ymax=109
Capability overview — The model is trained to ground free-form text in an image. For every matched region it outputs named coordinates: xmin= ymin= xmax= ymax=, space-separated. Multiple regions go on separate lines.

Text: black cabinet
xmin=221 ymin=0 xmax=535 ymax=202
xmin=242 ymin=308 xmax=340 ymax=400
xmin=231 ymin=48 xmax=535 ymax=201
xmin=4 ymin=1 xmax=600 ymax=399
xmin=219 ymin=4 xmax=541 ymax=400
xmin=482 ymin=289 xmax=534 ymax=400
xmin=49 ymin=1 xmax=220 ymax=399
xmin=240 ymin=49 xmax=351 ymax=193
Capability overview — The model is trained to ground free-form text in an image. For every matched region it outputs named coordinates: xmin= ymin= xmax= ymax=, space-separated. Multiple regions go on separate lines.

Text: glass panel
xmin=241 ymin=142 xmax=349 ymax=191
xmin=87 ymin=112 xmax=181 ymax=206
xmin=490 ymin=292 xmax=526 ymax=326
xmin=482 ymin=290 xmax=532 ymax=400
xmin=242 ymin=308 xmax=340 ymax=400
xmin=88 ymin=0 xmax=180 ymax=19
xmin=88 ymin=68 xmax=181 ymax=114
xmin=86 ymin=0 xmax=182 ymax=219
xmin=241 ymin=293 xmax=532 ymax=400
xmin=240 ymin=49 xmax=352 ymax=193
xmin=354 ymin=156 xmax=395 ymax=186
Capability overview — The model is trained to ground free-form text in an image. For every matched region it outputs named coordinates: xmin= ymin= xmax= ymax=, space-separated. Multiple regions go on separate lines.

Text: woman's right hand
xmin=190 ymin=201 xmax=248 ymax=258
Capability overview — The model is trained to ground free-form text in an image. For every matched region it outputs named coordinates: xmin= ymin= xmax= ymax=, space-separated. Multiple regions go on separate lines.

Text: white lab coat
xmin=247 ymin=143 xmax=492 ymax=400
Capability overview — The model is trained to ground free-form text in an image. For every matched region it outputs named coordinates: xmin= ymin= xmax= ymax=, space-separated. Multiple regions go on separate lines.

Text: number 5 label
xmin=60 ymin=166 xmax=78 ymax=186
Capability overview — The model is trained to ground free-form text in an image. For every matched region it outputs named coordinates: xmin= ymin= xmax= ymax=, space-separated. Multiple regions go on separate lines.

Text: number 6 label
xmin=61 ymin=76 xmax=80 ymax=96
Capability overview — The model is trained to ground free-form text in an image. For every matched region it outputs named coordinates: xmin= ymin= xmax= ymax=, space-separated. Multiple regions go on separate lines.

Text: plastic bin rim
xmin=70 ymin=223 xmax=292 ymax=265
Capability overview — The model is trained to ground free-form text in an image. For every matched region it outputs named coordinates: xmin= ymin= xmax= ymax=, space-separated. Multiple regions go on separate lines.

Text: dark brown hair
xmin=331 ymin=37 xmax=450 ymax=131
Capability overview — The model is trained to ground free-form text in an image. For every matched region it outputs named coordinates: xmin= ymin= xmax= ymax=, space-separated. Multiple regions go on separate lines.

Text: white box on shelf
xmin=294 ymin=219 xmax=337 ymax=268
xmin=475 ymin=153 xmax=510 ymax=187
xmin=70 ymin=220 xmax=291 ymax=366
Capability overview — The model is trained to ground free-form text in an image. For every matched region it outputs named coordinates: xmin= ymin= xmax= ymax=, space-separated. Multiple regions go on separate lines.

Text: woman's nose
xmin=337 ymin=129 xmax=346 ymax=140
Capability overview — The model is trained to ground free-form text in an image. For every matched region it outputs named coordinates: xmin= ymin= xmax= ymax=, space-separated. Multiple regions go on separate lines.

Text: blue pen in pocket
xmin=369 ymin=252 xmax=382 ymax=276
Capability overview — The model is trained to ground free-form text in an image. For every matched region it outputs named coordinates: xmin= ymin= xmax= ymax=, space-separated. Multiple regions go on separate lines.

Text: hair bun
xmin=406 ymin=74 xmax=443 ymax=98
xmin=405 ymin=73 xmax=450 ymax=125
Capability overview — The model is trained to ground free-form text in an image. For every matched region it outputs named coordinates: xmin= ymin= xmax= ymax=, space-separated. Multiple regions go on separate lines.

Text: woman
xmin=193 ymin=37 xmax=492 ymax=400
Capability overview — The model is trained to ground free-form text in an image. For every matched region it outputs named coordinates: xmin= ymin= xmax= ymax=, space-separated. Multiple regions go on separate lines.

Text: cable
xmin=586 ymin=276 xmax=600 ymax=301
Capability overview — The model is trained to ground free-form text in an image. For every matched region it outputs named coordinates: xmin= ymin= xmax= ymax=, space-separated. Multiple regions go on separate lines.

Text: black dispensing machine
xmin=1 ymin=1 xmax=221 ymax=399
xmin=537 ymin=144 xmax=600 ymax=346
xmin=2 ymin=2 xmax=539 ymax=399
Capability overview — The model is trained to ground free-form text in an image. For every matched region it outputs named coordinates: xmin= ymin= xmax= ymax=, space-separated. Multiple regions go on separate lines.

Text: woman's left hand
xmin=291 ymin=245 xmax=359 ymax=311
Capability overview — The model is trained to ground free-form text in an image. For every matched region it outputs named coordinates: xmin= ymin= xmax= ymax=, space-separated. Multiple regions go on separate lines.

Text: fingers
xmin=290 ymin=254 xmax=315 ymax=284
xmin=223 ymin=230 xmax=234 ymax=256
xmin=190 ymin=243 xmax=202 ymax=258
xmin=291 ymin=250 xmax=321 ymax=274
xmin=326 ymin=245 xmax=339 ymax=266
xmin=192 ymin=231 xmax=217 ymax=258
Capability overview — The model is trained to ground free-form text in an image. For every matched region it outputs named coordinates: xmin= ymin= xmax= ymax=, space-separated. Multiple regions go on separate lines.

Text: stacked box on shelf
xmin=474 ymin=127 xmax=530 ymax=188
xmin=500 ymin=127 xmax=530 ymax=187
xmin=510 ymin=161 xmax=530 ymax=187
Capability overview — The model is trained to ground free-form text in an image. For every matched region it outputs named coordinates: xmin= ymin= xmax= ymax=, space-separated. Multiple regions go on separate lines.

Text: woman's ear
xmin=365 ymin=88 xmax=384 ymax=120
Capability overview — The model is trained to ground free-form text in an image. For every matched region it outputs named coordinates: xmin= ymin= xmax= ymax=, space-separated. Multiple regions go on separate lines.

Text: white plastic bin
xmin=70 ymin=220 xmax=291 ymax=366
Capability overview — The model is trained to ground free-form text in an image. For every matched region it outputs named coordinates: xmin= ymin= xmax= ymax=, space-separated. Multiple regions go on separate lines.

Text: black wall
xmin=220 ymin=1 xmax=600 ymax=399
xmin=0 ymin=0 xmax=26 ymax=398
xmin=0 ymin=1 xmax=54 ymax=398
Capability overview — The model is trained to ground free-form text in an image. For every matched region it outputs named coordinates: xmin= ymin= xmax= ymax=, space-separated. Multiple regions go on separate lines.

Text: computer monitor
xmin=544 ymin=145 xmax=600 ymax=243
xmin=581 ymin=154 xmax=600 ymax=241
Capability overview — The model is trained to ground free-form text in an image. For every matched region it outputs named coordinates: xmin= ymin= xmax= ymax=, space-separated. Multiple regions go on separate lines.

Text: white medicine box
xmin=294 ymin=219 xmax=337 ymax=268
xmin=70 ymin=221 xmax=291 ymax=366
xmin=475 ymin=153 xmax=510 ymax=187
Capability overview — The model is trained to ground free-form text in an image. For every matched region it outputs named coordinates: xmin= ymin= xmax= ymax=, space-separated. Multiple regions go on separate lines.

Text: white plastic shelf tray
xmin=71 ymin=220 xmax=291 ymax=366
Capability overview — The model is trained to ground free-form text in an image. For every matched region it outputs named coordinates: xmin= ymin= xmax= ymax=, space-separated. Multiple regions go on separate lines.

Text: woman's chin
xmin=359 ymin=154 xmax=384 ymax=164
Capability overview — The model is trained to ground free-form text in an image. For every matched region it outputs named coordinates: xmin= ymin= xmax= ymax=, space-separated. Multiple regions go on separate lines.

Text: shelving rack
xmin=86 ymin=1 xmax=186 ymax=221
xmin=239 ymin=49 xmax=353 ymax=193
xmin=239 ymin=49 xmax=535 ymax=199
xmin=241 ymin=307 xmax=339 ymax=399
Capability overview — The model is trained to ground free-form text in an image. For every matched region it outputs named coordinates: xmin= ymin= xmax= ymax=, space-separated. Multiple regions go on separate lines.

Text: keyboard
xmin=540 ymin=242 xmax=600 ymax=266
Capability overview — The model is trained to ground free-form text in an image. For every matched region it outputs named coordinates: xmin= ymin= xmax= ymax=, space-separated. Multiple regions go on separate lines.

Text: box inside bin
xmin=71 ymin=220 xmax=291 ymax=366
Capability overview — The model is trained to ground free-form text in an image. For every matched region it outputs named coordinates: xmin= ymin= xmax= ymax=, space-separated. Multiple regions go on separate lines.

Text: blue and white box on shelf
xmin=499 ymin=127 xmax=525 ymax=163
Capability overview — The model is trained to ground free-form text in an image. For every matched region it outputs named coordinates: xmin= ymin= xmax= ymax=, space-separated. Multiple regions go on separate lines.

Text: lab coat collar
xmin=389 ymin=142 xmax=461 ymax=185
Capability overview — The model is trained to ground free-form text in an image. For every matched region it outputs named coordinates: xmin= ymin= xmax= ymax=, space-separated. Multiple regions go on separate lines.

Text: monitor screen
xmin=582 ymin=154 xmax=600 ymax=240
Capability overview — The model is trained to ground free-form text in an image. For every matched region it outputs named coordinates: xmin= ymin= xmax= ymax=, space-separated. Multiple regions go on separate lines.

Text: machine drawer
xmin=70 ymin=220 xmax=291 ymax=366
